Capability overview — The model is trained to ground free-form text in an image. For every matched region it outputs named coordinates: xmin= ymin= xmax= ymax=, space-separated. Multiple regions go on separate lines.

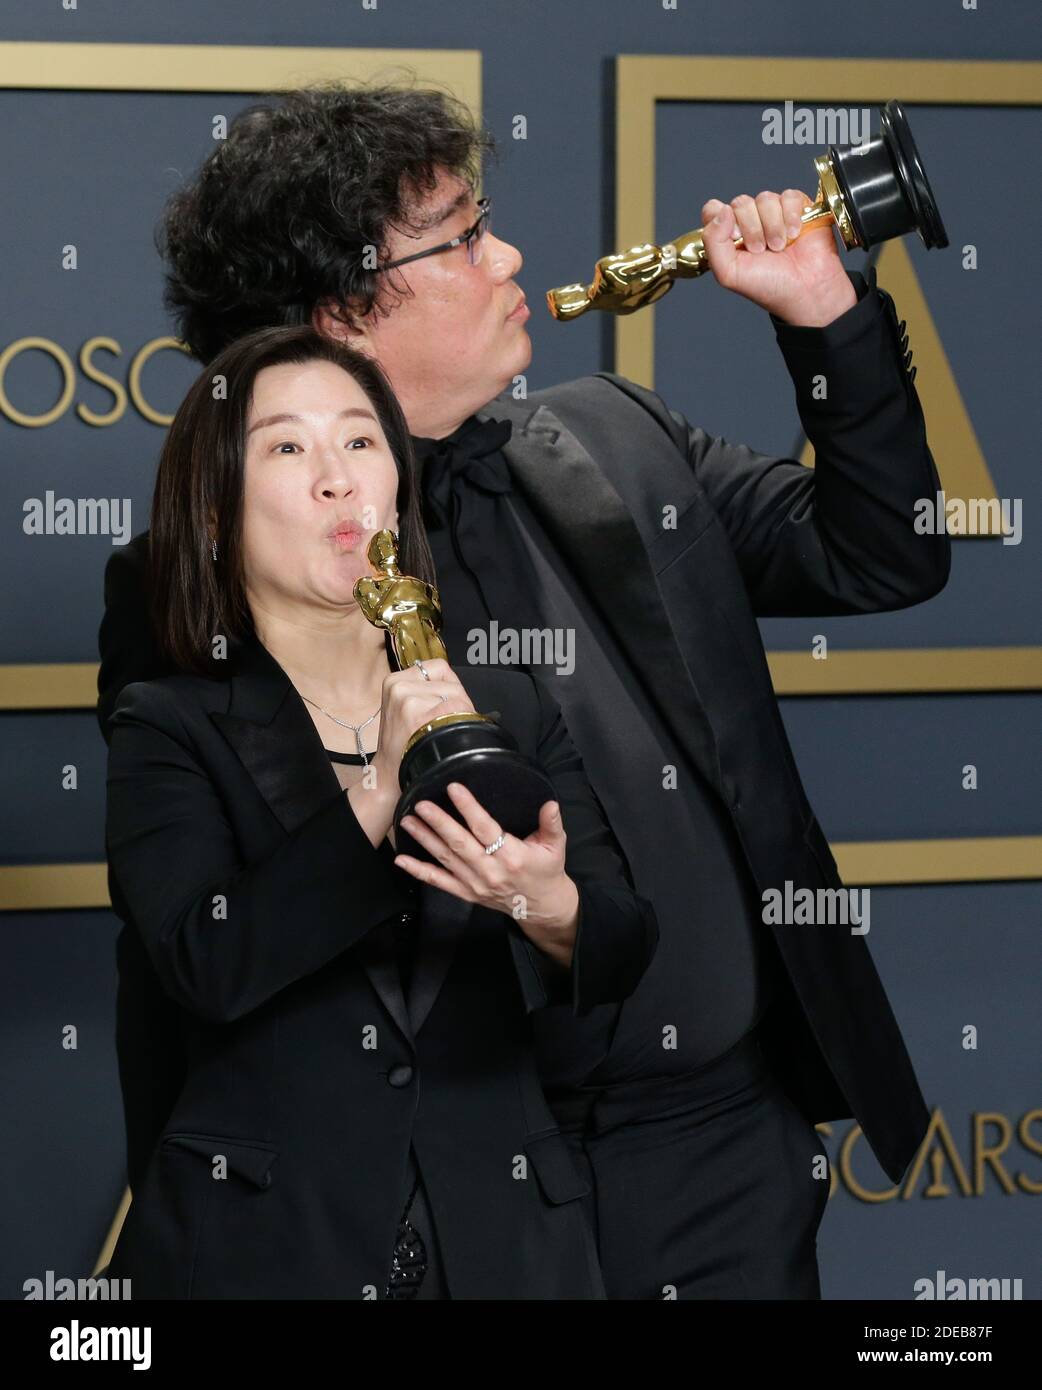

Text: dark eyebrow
xmin=407 ymin=186 xmax=474 ymax=233
xmin=247 ymin=407 xmax=378 ymax=436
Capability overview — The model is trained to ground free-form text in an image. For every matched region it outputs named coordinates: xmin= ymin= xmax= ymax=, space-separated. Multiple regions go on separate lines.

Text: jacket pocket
xmin=524 ymin=1130 xmax=591 ymax=1205
xmin=159 ymin=1132 xmax=279 ymax=1190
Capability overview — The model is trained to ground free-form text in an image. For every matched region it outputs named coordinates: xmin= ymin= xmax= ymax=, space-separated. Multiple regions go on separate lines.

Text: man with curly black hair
xmin=99 ymin=78 xmax=948 ymax=1300
xmin=159 ymin=85 xmax=496 ymax=369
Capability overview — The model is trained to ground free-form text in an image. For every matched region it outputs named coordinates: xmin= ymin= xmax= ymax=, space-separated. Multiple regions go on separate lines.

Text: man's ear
xmin=312 ymin=297 xmax=366 ymax=347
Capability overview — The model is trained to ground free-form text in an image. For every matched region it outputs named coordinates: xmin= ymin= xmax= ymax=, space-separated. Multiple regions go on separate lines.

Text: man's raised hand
xmin=700 ymin=189 xmax=857 ymax=328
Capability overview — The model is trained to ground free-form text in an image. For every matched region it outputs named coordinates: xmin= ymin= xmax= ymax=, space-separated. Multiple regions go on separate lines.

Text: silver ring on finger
xmin=484 ymin=834 xmax=505 ymax=857
xmin=415 ymin=661 xmax=431 ymax=682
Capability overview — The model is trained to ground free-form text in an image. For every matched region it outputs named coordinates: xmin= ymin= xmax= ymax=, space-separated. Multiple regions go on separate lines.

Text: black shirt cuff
xmin=770 ymin=269 xmax=877 ymax=352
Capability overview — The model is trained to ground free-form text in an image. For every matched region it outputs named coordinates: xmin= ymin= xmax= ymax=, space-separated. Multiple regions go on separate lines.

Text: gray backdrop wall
xmin=2 ymin=0 xmax=1039 ymax=1302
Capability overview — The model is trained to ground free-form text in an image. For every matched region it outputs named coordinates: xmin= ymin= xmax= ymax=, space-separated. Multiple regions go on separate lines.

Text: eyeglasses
xmin=375 ymin=197 xmax=492 ymax=272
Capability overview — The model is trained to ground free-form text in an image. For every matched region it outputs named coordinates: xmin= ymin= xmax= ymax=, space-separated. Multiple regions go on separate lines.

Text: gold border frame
xmin=0 ymin=41 xmax=487 ymax=1280
xmin=2 ymin=836 xmax=1040 ymax=917
xmin=2 ymin=648 xmax=1042 ymax=712
xmin=1 ymin=49 xmax=1038 ymax=900
xmin=612 ymin=54 xmax=1042 ymax=726
xmin=0 ymin=40 xmax=482 ymax=108
xmin=0 ymin=41 xmax=485 ymax=914
xmin=615 ymin=56 xmax=1042 ymax=384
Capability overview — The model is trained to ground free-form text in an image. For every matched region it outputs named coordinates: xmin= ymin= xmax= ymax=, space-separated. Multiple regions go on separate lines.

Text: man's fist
xmin=701 ymin=189 xmax=857 ymax=328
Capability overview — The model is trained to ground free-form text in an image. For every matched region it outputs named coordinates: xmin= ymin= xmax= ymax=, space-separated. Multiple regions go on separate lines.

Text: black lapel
xmin=408 ymin=888 xmax=471 ymax=1035
xmin=207 ymin=632 xmax=453 ymax=1044
xmin=475 ymin=395 xmax=725 ymax=798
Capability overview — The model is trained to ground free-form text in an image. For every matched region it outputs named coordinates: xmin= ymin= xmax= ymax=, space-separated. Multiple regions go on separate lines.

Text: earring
xmin=211 ymin=536 xmax=218 ymax=562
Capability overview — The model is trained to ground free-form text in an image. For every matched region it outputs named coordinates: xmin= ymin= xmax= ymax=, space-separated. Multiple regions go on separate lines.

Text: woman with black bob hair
xmin=104 ymin=324 xmax=657 ymax=1299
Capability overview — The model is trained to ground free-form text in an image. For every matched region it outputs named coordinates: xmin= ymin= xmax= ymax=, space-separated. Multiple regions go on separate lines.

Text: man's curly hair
xmin=159 ymin=79 xmax=497 ymax=364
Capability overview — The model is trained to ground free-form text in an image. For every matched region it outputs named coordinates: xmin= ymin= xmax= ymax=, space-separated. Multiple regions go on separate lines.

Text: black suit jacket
xmin=97 ymin=271 xmax=947 ymax=1186
xmin=103 ymin=635 xmax=657 ymax=1299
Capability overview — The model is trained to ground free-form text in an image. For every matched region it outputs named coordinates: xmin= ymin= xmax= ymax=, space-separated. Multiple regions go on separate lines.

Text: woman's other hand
xmin=394 ymin=782 xmax=580 ymax=970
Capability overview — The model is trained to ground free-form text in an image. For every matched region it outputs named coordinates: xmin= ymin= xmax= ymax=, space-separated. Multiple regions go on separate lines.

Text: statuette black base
xmin=394 ymin=719 xmax=556 ymax=863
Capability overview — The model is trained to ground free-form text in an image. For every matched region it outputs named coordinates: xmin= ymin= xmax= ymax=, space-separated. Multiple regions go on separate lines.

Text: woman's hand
xmin=349 ymin=659 xmax=476 ymax=848
xmin=395 ymin=782 xmax=580 ymax=970
xmin=372 ymin=658 xmax=475 ymax=777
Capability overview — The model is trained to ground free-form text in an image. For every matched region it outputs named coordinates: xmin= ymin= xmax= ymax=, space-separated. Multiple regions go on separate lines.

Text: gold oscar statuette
xmin=547 ymin=100 xmax=948 ymax=320
xmin=353 ymin=530 xmax=555 ymax=856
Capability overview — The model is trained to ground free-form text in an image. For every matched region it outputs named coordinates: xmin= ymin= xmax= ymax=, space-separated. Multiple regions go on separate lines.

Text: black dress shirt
xmin=410 ymin=417 xmax=780 ymax=1092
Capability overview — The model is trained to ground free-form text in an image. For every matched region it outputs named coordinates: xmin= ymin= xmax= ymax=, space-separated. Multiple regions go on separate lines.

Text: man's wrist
xmin=771 ymin=270 xmax=880 ymax=354
xmin=774 ymin=273 xmax=858 ymax=329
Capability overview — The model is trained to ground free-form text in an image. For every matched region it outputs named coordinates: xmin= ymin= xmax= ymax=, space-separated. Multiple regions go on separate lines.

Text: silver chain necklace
xmin=300 ymin=695 xmax=380 ymax=766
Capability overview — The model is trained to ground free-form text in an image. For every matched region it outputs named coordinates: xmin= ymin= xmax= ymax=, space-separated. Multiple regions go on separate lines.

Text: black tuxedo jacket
xmin=103 ymin=637 xmax=657 ymax=1299
xmin=97 ymin=272 xmax=948 ymax=1187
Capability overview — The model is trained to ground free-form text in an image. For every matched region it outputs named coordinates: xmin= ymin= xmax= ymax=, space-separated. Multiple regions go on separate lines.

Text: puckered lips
xmin=328 ymin=518 xmax=365 ymax=551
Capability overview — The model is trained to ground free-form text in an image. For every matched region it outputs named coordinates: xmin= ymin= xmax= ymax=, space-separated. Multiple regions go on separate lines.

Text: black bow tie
xmin=411 ymin=416 xmax=513 ymax=525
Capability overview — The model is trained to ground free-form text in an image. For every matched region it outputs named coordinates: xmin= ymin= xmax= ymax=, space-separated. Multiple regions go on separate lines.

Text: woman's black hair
xmin=148 ymin=323 xmax=435 ymax=676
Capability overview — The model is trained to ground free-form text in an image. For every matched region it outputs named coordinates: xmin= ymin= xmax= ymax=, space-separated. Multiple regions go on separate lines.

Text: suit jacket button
xmin=388 ymin=1065 xmax=414 ymax=1088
